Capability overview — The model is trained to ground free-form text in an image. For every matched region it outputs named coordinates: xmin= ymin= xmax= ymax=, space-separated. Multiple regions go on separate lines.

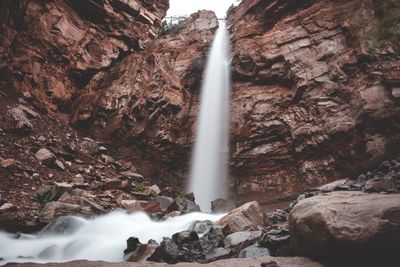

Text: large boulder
xmin=289 ymin=191 xmax=400 ymax=264
xmin=217 ymin=201 xmax=265 ymax=235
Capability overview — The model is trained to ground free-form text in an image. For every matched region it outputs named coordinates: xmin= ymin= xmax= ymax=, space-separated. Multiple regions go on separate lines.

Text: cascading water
xmin=189 ymin=22 xmax=231 ymax=212
xmin=0 ymin=211 xmax=224 ymax=264
xmin=0 ymin=20 xmax=231 ymax=267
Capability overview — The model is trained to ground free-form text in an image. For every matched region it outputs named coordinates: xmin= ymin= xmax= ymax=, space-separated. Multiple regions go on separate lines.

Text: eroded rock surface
xmin=289 ymin=191 xmax=400 ymax=264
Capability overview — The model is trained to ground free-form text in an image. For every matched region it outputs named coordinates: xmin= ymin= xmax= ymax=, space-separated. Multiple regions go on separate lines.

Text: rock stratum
xmin=70 ymin=0 xmax=400 ymax=204
xmin=0 ymin=0 xmax=400 ymax=226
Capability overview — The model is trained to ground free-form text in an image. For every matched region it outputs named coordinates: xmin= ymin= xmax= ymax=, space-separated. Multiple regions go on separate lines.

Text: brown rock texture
xmin=289 ymin=191 xmax=400 ymax=264
xmin=227 ymin=0 xmax=400 ymax=203
xmin=70 ymin=10 xmax=219 ymax=186
xmin=1 ymin=0 xmax=400 ymax=219
xmin=69 ymin=0 xmax=400 ymax=205
xmin=0 ymin=0 xmax=168 ymax=111
xmin=8 ymin=257 xmax=325 ymax=267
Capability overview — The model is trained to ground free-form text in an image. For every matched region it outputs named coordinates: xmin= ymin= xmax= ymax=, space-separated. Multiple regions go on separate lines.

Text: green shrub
xmin=370 ymin=9 xmax=400 ymax=52
xmin=35 ymin=187 xmax=54 ymax=205
xmin=135 ymin=183 xmax=146 ymax=192
xmin=158 ymin=20 xmax=183 ymax=36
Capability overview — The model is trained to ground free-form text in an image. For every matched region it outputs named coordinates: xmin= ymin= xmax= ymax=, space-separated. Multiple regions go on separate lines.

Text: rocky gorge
xmin=0 ymin=0 xmax=400 ymax=266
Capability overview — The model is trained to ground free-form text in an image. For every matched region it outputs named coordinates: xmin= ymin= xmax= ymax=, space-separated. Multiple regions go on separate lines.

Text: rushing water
xmin=0 ymin=211 xmax=225 ymax=264
xmin=189 ymin=22 xmax=231 ymax=212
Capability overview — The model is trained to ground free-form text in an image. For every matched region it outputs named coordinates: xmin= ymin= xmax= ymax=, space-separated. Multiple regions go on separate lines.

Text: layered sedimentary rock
xmin=71 ymin=10 xmax=219 ymax=185
xmin=227 ymin=0 xmax=400 ymax=203
xmin=2 ymin=0 xmax=400 ymax=207
xmin=0 ymin=0 xmax=168 ymax=111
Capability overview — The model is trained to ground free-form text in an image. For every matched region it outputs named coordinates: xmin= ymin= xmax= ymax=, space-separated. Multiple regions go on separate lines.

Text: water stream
xmin=189 ymin=23 xmax=231 ymax=212
xmin=0 ymin=211 xmax=224 ymax=264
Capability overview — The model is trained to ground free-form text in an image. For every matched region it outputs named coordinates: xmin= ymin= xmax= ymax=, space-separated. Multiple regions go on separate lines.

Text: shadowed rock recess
xmin=0 ymin=0 xmax=400 ymax=266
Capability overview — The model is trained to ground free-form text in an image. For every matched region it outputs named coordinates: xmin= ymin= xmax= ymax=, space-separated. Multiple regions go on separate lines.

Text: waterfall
xmin=189 ymin=23 xmax=231 ymax=212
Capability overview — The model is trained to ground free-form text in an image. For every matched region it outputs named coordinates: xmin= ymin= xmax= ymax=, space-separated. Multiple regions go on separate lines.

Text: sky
xmin=166 ymin=0 xmax=238 ymax=19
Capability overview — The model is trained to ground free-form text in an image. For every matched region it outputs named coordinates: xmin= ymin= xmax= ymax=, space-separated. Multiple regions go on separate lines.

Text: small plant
xmin=135 ymin=183 xmax=146 ymax=192
xmin=369 ymin=9 xmax=400 ymax=52
xmin=158 ymin=19 xmax=183 ymax=36
xmin=35 ymin=187 xmax=54 ymax=205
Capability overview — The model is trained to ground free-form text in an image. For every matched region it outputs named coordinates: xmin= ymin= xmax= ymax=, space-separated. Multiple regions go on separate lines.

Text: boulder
xmin=238 ymin=244 xmax=271 ymax=258
xmin=218 ymin=201 xmax=265 ymax=235
xmin=226 ymin=231 xmax=263 ymax=247
xmin=35 ymin=148 xmax=56 ymax=165
xmin=290 ymin=191 xmax=400 ymax=264
xmin=155 ymin=196 xmax=175 ymax=211
xmin=39 ymin=201 xmax=91 ymax=224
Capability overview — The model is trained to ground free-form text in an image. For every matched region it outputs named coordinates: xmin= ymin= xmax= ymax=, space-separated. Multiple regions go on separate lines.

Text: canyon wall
xmin=1 ymin=0 xmax=400 ymax=206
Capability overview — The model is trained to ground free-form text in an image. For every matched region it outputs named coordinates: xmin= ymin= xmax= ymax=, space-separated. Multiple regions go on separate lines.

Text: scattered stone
xmin=145 ymin=184 xmax=161 ymax=196
xmin=155 ymin=196 xmax=175 ymax=211
xmin=120 ymin=171 xmax=144 ymax=181
xmin=0 ymin=158 xmax=15 ymax=168
xmin=101 ymin=154 xmax=114 ymax=163
xmin=54 ymin=159 xmax=65 ymax=171
xmin=172 ymin=231 xmax=199 ymax=244
xmin=218 ymin=201 xmax=265 ymax=235
xmin=238 ymin=244 xmax=271 ymax=258
xmin=121 ymin=200 xmax=161 ymax=213
xmin=53 ymin=182 xmax=73 ymax=198
xmin=173 ymin=197 xmax=201 ymax=213
xmin=266 ymin=209 xmax=289 ymax=224
xmin=148 ymin=237 xmax=187 ymax=264
xmin=205 ymin=247 xmax=232 ymax=262
xmin=226 ymin=230 xmax=263 ymax=247
xmin=35 ymin=148 xmax=56 ymax=165
xmin=189 ymin=220 xmax=214 ymax=235
xmin=80 ymin=138 xmax=99 ymax=155
xmin=0 ymin=203 xmax=15 ymax=214
xmin=259 ymin=229 xmax=290 ymax=255
xmin=211 ymin=198 xmax=236 ymax=213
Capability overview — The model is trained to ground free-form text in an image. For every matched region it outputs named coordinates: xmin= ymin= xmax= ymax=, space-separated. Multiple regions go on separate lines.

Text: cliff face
xmin=227 ymin=0 xmax=400 ymax=203
xmin=70 ymin=11 xmax=219 ymax=186
xmin=0 ymin=0 xmax=168 ymax=112
xmin=69 ymin=0 xmax=400 ymax=203
xmin=1 ymin=0 xmax=399 ymax=208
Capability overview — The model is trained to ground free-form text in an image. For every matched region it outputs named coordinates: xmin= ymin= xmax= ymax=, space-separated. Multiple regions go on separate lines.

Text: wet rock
xmin=290 ymin=191 xmax=400 ymax=263
xmin=172 ymin=230 xmax=199 ymax=244
xmin=198 ymin=224 xmax=227 ymax=253
xmin=189 ymin=220 xmax=214 ymax=235
xmin=266 ymin=210 xmax=289 ymax=224
xmin=211 ymin=198 xmax=236 ymax=213
xmin=226 ymin=230 xmax=263 ymax=247
xmin=39 ymin=201 xmax=90 ymax=224
xmin=147 ymin=237 xmax=187 ymax=264
xmin=124 ymin=237 xmax=141 ymax=254
xmin=173 ymin=197 xmax=201 ymax=213
xmin=35 ymin=148 xmax=56 ymax=165
xmin=126 ymin=242 xmax=159 ymax=262
xmin=38 ymin=216 xmax=85 ymax=236
xmin=259 ymin=229 xmax=290 ymax=255
xmin=155 ymin=196 xmax=175 ymax=211
xmin=205 ymin=247 xmax=232 ymax=262
xmin=238 ymin=244 xmax=270 ymax=258
xmin=218 ymin=201 xmax=265 ymax=235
